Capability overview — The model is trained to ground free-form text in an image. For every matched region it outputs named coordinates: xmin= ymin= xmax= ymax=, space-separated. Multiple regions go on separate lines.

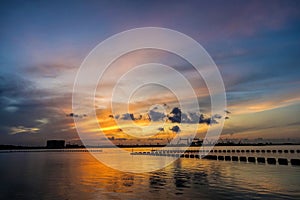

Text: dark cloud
xmin=224 ymin=110 xmax=231 ymax=114
xmin=199 ymin=114 xmax=218 ymax=125
xmin=170 ymin=107 xmax=181 ymax=115
xmin=0 ymin=73 xmax=78 ymax=145
xmin=213 ymin=114 xmax=222 ymax=119
xmin=121 ymin=113 xmax=135 ymax=120
xmin=170 ymin=125 xmax=180 ymax=133
xmin=180 ymin=113 xmax=189 ymax=123
xmin=116 ymin=106 xmax=223 ymax=126
xmin=0 ymin=74 xmax=33 ymax=108
xmin=167 ymin=107 xmax=222 ymax=125
xmin=119 ymin=113 xmax=143 ymax=121
xmin=157 ymin=127 xmax=164 ymax=132
xmin=149 ymin=109 xmax=166 ymax=121
xmin=66 ymin=113 xmax=87 ymax=118
xmin=168 ymin=107 xmax=181 ymax=123
xmin=116 ymin=107 xmax=166 ymax=122
xmin=188 ymin=112 xmax=201 ymax=123
xmin=108 ymin=114 xmax=120 ymax=119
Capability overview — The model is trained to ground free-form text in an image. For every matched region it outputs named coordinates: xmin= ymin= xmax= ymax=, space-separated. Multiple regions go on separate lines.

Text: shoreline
xmin=1 ymin=143 xmax=300 ymax=150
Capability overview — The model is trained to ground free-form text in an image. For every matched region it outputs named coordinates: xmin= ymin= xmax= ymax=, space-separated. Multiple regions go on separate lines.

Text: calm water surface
xmin=0 ymin=147 xmax=299 ymax=200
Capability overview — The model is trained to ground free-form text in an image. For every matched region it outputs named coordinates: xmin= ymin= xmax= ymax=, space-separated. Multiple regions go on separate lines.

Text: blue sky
xmin=0 ymin=0 xmax=300 ymax=145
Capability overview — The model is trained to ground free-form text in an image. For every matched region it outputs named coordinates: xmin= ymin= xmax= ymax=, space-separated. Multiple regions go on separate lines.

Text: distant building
xmin=46 ymin=140 xmax=65 ymax=149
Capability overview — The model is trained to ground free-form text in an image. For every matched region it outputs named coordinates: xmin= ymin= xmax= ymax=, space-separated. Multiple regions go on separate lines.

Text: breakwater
xmin=131 ymin=147 xmax=300 ymax=166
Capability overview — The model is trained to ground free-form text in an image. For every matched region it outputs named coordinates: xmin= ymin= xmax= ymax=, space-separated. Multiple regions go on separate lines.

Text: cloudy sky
xmin=0 ymin=0 xmax=300 ymax=146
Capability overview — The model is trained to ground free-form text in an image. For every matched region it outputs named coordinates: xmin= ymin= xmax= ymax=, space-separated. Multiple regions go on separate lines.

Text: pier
xmin=131 ymin=147 xmax=300 ymax=166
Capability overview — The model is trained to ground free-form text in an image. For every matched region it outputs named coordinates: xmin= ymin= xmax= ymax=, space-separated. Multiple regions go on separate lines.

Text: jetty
xmin=131 ymin=147 xmax=300 ymax=166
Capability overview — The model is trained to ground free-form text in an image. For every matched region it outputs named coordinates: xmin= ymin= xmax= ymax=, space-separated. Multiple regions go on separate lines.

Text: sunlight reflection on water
xmin=0 ymin=147 xmax=299 ymax=200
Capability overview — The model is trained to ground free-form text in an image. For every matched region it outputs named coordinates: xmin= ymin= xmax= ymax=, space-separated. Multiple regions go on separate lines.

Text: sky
xmin=0 ymin=0 xmax=300 ymax=146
